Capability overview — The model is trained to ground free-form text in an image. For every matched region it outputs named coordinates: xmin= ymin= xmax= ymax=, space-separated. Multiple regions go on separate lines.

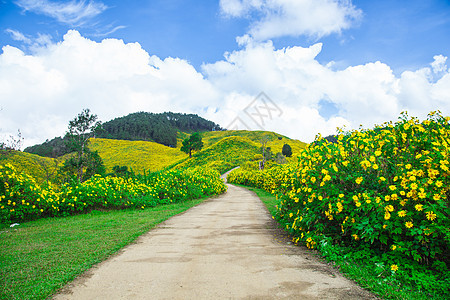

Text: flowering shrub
xmin=228 ymin=112 xmax=449 ymax=268
xmin=0 ymin=164 xmax=226 ymax=224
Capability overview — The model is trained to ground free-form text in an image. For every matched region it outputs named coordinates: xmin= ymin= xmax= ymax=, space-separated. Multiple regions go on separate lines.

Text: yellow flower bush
xmin=228 ymin=111 xmax=449 ymax=266
xmin=0 ymin=163 xmax=226 ymax=224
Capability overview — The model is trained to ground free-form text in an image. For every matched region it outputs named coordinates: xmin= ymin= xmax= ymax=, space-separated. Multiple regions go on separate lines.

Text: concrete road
xmin=54 ymin=184 xmax=376 ymax=299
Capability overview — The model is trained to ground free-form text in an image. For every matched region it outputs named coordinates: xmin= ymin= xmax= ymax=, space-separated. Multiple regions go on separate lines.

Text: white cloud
xmin=220 ymin=0 xmax=362 ymax=40
xmin=15 ymin=0 xmax=107 ymax=26
xmin=5 ymin=29 xmax=53 ymax=52
xmin=1 ymin=30 xmax=449 ymax=149
xmin=0 ymin=30 xmax=219 ymax=148
xmin=5 ymin=29 xmax=32 ymax=44
xmin=431 ymin=54 xmax=448 ymax=74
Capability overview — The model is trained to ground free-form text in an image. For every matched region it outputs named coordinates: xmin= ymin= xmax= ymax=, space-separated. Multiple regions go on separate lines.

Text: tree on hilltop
xmin=181 ymin=132 xmax=203 ymax=158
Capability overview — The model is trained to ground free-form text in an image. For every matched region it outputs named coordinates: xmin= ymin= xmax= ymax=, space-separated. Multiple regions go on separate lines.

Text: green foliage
xmin=228 ymin=112 xmax=450 ymax=297
xmin=64 ymin=109 xmax=102 ymax=182
xmin=24 ymin=137 xmax=69 ymax=157
xmin=60 ymin=150 xmax=105 ymax=182
xmin=282 ymin=143 xmax=292 ymax=157
xmin=0 ymin=163 xmax=226 ymax=225
xmin=181 ymin=132 xmax=203 ymax=158
xmin=98 ymin=112 xmax=222 ymax=147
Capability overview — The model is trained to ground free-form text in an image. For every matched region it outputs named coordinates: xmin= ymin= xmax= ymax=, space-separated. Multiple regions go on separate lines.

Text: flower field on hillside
xmin=0 ymin=164 xmax=226 ymax=225
xmin=228 ymin=112 xmax=449 ymax=295
xmin=89 ymin=138 xmax=186 ymax=173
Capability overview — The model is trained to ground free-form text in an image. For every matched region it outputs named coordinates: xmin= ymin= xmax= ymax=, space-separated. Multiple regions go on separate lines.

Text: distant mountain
xmin=24 ymin=112 xmax=223 ymax=157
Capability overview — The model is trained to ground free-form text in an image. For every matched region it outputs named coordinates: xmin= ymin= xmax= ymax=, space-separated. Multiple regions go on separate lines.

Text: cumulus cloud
xmin=220 ymin=0 xmax=362 ymax=40
xmin=0 ymin=31 xmax=449 ymax=149
xmin=0 ymin=30 xmax=219 ymax=147
xmin=15 ymin=0 xmax=107 ymax=26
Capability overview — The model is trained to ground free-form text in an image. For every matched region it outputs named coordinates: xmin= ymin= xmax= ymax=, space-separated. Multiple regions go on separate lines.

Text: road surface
xmin=54 ymin=183 xmax=376 ymax=299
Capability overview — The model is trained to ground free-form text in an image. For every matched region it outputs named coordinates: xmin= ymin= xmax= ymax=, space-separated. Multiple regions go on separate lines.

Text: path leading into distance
xmin=54 ymin=179 xmax=376 ymax=299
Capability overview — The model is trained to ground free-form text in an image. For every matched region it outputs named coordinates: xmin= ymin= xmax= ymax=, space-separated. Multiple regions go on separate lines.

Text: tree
xmin=259 ymin=134 xmax=272 ymax=170
xmin=1 ymin=129 xmax=23 ymax=152
xmin=181 ymin=132 xmax=203 ymax=158
xmin=282 ymin=143 xmax=292 ymax=157
xmin=64 ymin=108 xmax=102 ymax=182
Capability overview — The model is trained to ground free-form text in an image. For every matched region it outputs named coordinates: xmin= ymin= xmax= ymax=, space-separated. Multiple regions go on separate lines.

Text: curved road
xmin=54 ymin=183 xmax=376 ymax=299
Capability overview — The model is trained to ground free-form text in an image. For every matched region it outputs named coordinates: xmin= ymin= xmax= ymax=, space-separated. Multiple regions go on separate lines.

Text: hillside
xmin=0 ymin=151 xmax=59 ymax=185
xmin=172 ymin=136 xmax=261 ymax=174
xmin=89 ymin=138 xmax=186 ymax=173
xmin=178 ymin=130 xmax=306 ymax=154
xmin=7 ymin=129 xmax=307 ymax=180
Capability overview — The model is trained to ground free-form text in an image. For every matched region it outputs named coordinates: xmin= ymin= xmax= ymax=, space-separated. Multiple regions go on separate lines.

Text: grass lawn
xmin=0 ymin=197 xmax=208 ymax=300
xmin=237 ymin=184 xmax=449 ymax=300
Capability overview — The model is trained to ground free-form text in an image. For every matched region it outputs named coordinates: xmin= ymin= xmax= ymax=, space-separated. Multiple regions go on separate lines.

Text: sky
xmin=0 ymin=0 xmax=450 ymax=148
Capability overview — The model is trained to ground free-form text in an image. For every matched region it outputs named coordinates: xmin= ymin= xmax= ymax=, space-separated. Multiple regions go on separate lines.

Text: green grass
xmin=235 ymin=184 xmax=448 ymax=300
xmin=0 ymin=197 xmax=209 ymax=300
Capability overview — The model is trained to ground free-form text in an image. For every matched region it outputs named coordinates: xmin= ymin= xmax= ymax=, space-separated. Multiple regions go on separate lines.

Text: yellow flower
xmin=355 ymin=177 xmax=363 ymax=184
xmin=391 ymin=264 xmax=398 ymax=272
xmin=385 ymin=205 xmax=394 ymax=212
xmin=418 ymin=191 xmax=426 ymax=199
xmin=397 ymin=210 xmax=407 ymax=217
xmin=426 ymin=211 xmax=437 ymax=221
xmin=384 ymin=212 xmax=391 ymax=220
xmin=375 ymin=150 xmax=382 ymax=156
xmin=415 ymin=204 xmax=423 ymax=211
xmin=391 ymin=245 xmax=397 ymax=250
xmin=435 ymin=180 xmax=443 ymax=187
xmin=405 ymin=221 xmax=413 ymax=228
xmin=433 ymin=194 xmax=441 ymax=201
xmin=389 ymin=185 xmax=397 ymax=191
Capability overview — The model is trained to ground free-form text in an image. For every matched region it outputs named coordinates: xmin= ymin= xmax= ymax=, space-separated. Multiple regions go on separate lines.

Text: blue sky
xmin=2 ymin=0 xmax=449 ymax=71
xmin=1 ymin=0 xmax=450 ymax=146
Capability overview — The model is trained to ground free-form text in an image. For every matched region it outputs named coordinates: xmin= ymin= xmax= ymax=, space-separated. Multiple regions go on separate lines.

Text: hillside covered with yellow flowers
xmin=1 ymin=130 xmax=306 ymax=181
